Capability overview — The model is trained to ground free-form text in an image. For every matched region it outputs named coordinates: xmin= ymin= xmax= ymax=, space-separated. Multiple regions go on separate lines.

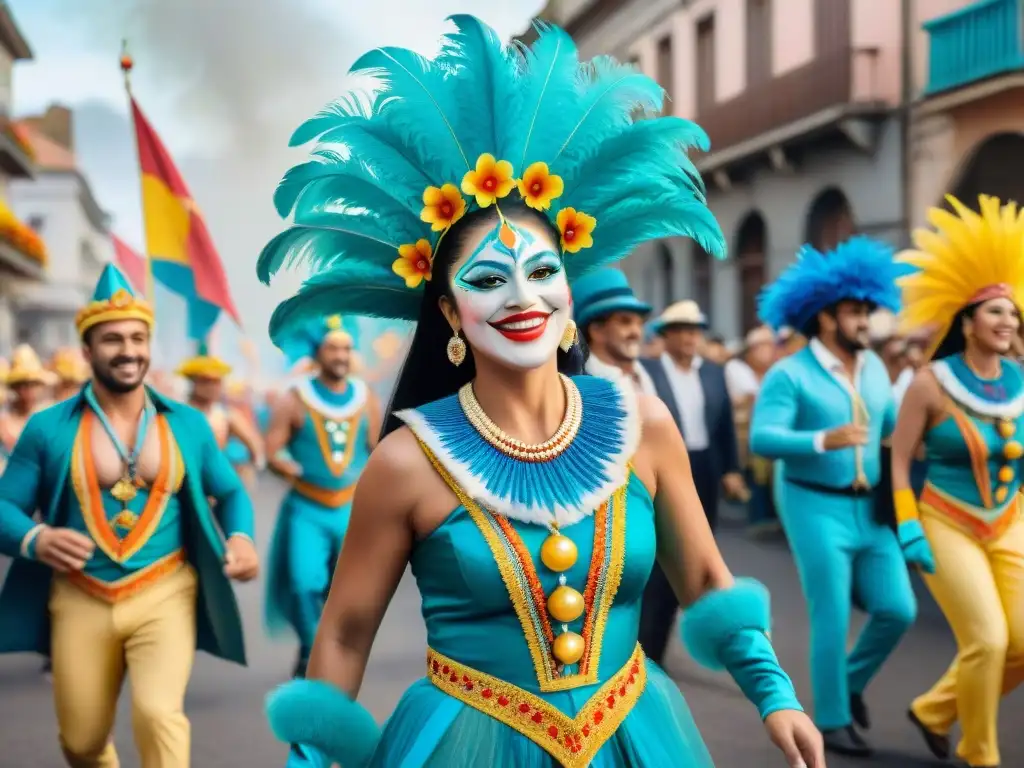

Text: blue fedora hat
xmin=573 ymin=268 xmax=652 ymax=328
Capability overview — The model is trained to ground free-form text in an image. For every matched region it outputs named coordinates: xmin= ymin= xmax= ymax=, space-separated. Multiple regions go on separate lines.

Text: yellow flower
xmin=461 ymin=153 xmax=515 ymax=208
xmin=556 ymin=208 xmax=597 ymax=254
xmin=517 ymin=162 xmax=564 ymax=211
xmin=392 ymin=239 xmax=433 ymax=288
xmin=420 ymin=183 xmax=466 ymax=232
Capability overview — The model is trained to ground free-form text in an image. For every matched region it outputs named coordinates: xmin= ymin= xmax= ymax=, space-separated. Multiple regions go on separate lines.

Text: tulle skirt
xmin=369 ymin=661 xmax=713 ymax=767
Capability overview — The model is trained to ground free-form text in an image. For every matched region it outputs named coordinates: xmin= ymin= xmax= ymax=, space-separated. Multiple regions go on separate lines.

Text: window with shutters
xmin=746 ymin=0 xmax=772 ymax=87
xmin=695 ymin=16 xmax=716 ymax=114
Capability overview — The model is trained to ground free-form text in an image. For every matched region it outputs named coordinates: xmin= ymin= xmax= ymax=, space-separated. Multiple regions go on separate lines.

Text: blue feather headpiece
xmin=276 ymin=314 xmax=360 ymax=365
xmin=259 ymin=15 xmax=725 ymax=347
xmin=758 ymin=236 xmax=908 ymax=332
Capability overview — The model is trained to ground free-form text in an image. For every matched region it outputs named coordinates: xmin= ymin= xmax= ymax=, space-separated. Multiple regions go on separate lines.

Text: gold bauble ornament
xmin=552 ymin=631 xmax=586 ymax=665
xmin=998 ymin=465 xmax=1015 ymax=484
xmin=995 ymin=486 xmax=1010 ymax=504
xmin=1004 ymin=440 xmax=1023 ymax=461
xmin=547 ymin=586 xmax=585 ymax=623
xmin=998 ymin=420 xmax=1017 ymax=439
xmin=540 ymin=534 xmax=578 ymax=572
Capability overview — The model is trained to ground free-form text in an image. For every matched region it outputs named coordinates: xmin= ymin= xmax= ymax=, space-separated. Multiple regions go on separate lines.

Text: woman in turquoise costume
xmin=891 ymin=195 xmax=1024 ymax=768
xmin=259 ymin=16 xmax=823 ymax=768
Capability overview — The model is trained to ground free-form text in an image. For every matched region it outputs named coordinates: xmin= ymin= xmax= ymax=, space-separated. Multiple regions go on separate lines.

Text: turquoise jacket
xmin=751 ymin=345 xmax=896 ymax=488
xmin=0 ymin=388 xmax=254 ymax=664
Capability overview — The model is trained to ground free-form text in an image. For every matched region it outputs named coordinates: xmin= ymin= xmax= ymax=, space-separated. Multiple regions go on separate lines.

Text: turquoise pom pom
xmin=266 ymin=680 xmax=381 ymax=767
xmin=680 ymin=578 xmax=772 ymax=670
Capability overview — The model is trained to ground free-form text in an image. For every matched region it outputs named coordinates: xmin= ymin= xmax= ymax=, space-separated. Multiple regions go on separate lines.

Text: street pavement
xmin=1 ymin=476 xmax=1022 ymax=767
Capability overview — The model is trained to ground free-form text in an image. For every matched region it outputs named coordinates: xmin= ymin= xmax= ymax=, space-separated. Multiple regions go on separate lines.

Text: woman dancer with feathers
xmin=259 ymin=16 xmax=823 ymax=768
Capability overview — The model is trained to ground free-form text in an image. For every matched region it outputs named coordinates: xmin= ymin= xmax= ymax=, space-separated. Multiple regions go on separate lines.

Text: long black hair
xmin=381 ymin=200 xmax=587 ymax=439
xmin=933 ymin=302 xmax=981 ymax=361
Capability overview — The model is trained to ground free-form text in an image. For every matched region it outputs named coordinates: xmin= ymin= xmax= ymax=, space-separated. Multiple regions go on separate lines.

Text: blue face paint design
xmin=454 ymin=221 xmax=564 ymax=292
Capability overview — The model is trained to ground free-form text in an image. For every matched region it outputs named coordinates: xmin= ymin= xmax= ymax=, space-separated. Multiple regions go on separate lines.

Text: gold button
xmin=547 ymin=586 xmax=585 ymax=623
xmin=995 ymin=486 xmax=1009 ymax=504
xmin=998 ymin=420 xmax=1017 ymax=439
xmin=1004 ymin=440 xmax=1023 ymax=461
xmin=552 ymin=631 xmax=585 ymax=665
xmin=999 ymin=465 xmax=1015 ymax=484
xmin=540 ymin=534 xmax=578 ymax=572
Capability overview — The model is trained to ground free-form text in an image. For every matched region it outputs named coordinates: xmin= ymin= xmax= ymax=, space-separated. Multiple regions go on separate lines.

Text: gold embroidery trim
xmin=72 ymin=412 xmax=185 ymax=563
xmin=291 ymin=477 xmax=357 ymax=508
xmin=66 ymin=549 xmax=186 ymax=603
xmin=301 ymin=397 xmax=363 ymax=478
xmin=426 ymin=644 xmax=646 ymax=768
xmin=920 ymin=483 xmax=1020 ymax=542
xmin=415 ymin=438 xmax=628 ymax=691
xmin=943 ymin=398 xmax=995 ymax=508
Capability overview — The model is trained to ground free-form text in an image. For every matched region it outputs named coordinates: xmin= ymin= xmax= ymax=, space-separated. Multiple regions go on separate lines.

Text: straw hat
xmin=744 ymin=325 xmax=775 ymax=350
xmin=653 ymin=300 xmax=708 ymax=332
xmin=868 ymin=309 xmax=900 ymax=344
xmin=6 ymin=344 xmax=57 ymax=386
xmin=50 ymin=347 xmax=90 ymax=384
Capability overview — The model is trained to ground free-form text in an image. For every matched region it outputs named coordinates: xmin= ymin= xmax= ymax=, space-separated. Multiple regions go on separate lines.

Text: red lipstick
xmin=488 ymin=311 xmax=551 ymax=342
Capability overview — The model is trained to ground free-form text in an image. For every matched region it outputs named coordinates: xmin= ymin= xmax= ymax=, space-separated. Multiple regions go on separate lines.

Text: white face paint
xmin=450 ymin=219 xmax=571 ymax=371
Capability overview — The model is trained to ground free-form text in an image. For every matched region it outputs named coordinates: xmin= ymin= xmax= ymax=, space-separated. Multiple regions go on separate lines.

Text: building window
xmin=746 ymin=0 xmax=772 ymax=87
xmin=657 ymin=242 xmax=674 ymax=309
xmin=695 ymin=15 xmax=716 ymax=114
xmin=736 ymin=212 xmax=768 ymax=334
xmin=656 ymin=35 xmax=674 ymax=114
xmin=814 ymin=0 xmax=850 ymax=57
xmin=27 ymin=215 xmax=44 ymax=233
xmin=692 ymin=242 xmax=713 ymax=319
xmin=806 ymin=187 xmax=855 ymax=251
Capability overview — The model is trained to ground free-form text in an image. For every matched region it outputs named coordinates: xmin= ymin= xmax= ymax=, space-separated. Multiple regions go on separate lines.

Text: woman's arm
xmin=267 ymin=428 xmax=424 ymax=765
xmin=890 ymin=370 xmax=939 ymax=572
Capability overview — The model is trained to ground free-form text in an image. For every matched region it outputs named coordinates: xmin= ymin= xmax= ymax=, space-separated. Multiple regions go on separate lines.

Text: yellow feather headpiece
xmin=897 ymin=194 xmax=1024 ymax=361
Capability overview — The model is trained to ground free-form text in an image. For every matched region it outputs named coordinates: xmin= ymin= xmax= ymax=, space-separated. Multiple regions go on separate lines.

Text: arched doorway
xmin=656 ymin=241 xmax=674 ymax=309
xmin=947 ymin=133 xmax=1024 ymax=207
xmin=805 ymin=187 xmax=855 ymax=251
xmin=736 ymin=212 xmax=767 ymax=334
xmin=691 ymin=241 xmax=712 ymax=319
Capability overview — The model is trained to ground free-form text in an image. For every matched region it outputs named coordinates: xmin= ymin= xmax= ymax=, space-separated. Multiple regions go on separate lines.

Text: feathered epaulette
xmin=758 ymin=236 xmax=910 ymax=332
xmin=259 ymin=14 xmax=726 ymax=347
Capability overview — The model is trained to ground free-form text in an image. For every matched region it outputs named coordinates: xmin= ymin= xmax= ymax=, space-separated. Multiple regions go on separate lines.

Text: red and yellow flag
xmin=111 ymin=233 xmax=148 ymax=299
xmin=130 ymin=96 xmax=240 ymax=340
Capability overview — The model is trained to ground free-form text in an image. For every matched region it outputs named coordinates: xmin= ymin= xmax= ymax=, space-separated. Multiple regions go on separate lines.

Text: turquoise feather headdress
xmin=758 ymin=236 xmax=910 ymax=332
xmin=277 ymin=314 xmax=360 ymax=365
xmin=259 ymin=15 xmax=725 ymax=347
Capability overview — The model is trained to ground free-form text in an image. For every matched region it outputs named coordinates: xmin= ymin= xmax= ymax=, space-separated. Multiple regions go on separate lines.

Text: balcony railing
xmin=695 ymin=47 xmax=883 ymax=159
xmin=924 ymin=0 xmax=1024 ymax=95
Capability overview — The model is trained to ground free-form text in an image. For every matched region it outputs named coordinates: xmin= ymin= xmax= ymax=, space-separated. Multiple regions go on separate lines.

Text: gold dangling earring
xmin=559 ymin=319 xmax=578 ymax=353
xmin=447 ymin=330 xmax=467 ymax=367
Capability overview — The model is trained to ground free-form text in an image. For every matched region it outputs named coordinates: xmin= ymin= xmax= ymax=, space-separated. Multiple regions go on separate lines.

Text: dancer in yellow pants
xmin=891 ymin=194 xmax=1024 ymax=768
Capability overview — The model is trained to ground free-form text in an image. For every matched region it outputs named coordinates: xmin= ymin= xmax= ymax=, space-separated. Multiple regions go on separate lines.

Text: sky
xmin=7 ymin=0 xmax=545 ymax=379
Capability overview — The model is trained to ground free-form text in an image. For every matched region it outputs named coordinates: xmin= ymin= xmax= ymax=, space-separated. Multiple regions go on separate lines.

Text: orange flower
xmin=392 ymin=239 xmax=433 ymax=288
xmin=517 ymin=162 xmax=564 ymax=211
xmin=461 ymin=153 xmax=515 ymax=208
xmin=556 ymin=208 xmax=597 ymax=254
xmin=420 ymin=183 xmax=466 ymax=232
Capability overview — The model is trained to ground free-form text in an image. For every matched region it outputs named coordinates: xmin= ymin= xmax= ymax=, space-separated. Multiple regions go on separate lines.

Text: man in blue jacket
xmin=0 ymin=264 xmax=259 ymax=768
xmin=751 ymin=238 xmax=917 ymax=757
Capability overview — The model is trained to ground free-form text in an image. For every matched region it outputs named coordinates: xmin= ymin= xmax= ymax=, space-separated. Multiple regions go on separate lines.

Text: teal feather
xmin=559 ymin=119 xmax=707 ymax=213
xmin=314 ymin=121 xmax=441 ymax=204
xmin=273 ymin=160 xmax=338 ymax=217
xmin=256 ymin=225 xmax=399 ymax=285
xmin=506 ymin=23 xmax=581 ymax=171
xmin=288 ymin=92 xmax=372 ymax=147
xmin=291 ymin=177 xmax=423 ymax=244
xmin=439 ymin=15 xmax=522 ymax=162
xmin=350 ymin=47 xmax=472 ymax=179
xmin=550 ymin=57 xmax=664 ymax=168
xmin=269 ymin=262 xmax=424 ymax=347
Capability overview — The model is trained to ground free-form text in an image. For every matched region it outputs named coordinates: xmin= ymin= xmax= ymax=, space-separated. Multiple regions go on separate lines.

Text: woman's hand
xmin=765 ymin=710 xmax=825 ymax=767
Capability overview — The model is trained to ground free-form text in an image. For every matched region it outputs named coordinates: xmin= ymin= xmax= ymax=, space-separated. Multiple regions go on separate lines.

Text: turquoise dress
xmin=265 ymin=376 xmax=373 ymax=656
xmin=369 ymin=375 xmax=713 ymax=767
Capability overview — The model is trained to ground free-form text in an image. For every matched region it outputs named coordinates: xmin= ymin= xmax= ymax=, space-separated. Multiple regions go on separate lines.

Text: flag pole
xmin=120 ymin=40 xmax=156 ymax=313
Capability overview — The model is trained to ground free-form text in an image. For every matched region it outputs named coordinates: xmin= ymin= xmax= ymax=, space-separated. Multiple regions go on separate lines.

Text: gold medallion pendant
xmin=111 ymin=476 xmax=138 ymax=504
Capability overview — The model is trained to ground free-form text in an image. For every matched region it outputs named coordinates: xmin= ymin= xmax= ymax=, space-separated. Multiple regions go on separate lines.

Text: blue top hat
xmin=572 ymin=269 xmax=652 ymax=329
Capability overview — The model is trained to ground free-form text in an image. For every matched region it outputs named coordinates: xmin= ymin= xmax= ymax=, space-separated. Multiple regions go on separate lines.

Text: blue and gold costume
xmin=0 ymin=265 xmax=254 ymax=768
xmin=265 ymin=315 xmax=373 ymax=667
xmin=258 ymin=15 xmax=804 ymax=767
xmin=752 ymin=238 xmax=917 ymax=736
xmin=895 ymin=195 xmax=1024 ymax=767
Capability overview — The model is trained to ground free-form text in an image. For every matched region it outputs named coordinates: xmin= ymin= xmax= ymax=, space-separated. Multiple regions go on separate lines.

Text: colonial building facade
xmin=535 ymin=0 xmax=907 ymax=339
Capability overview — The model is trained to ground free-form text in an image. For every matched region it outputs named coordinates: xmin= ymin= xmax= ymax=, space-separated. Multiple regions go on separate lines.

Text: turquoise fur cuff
xmin=266 ymin=680 xmax=380 ymax=767
xmin=897 ymin=519 xmax=926 ymax=547
xmin=680 ymin=578 xmax=771 ymax=670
